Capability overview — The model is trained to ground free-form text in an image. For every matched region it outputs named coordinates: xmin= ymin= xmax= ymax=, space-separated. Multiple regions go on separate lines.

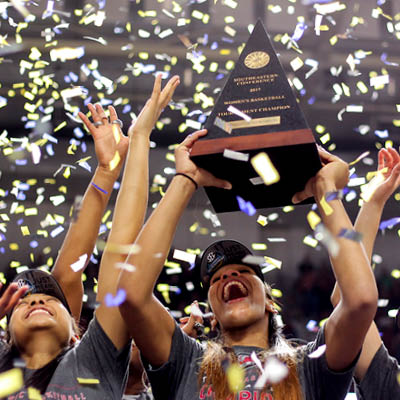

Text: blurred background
xmin=1 ymin=0 xmax=400 ymax=359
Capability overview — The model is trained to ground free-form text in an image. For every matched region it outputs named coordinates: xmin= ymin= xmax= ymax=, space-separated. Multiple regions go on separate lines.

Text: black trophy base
xmin=191 ymin=143 xmax=321 ymax=213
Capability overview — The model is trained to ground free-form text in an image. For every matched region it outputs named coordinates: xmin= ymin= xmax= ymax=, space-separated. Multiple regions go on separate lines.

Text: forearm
xmin=119 ymin=175 xmax=195 ymax=307
xmin=315 ymin=179 xmax=377 ymax=309
xmin=52 ymin=165 xmax=119 ymax=318
xmin=354 ymin=200 xmax=384 ymax=261
xmin=97 ymin=134 xmax=150 ymax=300
xmin=331 ymin=199 xmax=383 ymax=308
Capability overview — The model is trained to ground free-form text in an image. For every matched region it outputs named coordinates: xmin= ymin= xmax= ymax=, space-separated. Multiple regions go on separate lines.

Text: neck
xmin=222 ymin=317 xmax=269 ymax=349
xmin=19 ymin=333 xmax=66 ymax=369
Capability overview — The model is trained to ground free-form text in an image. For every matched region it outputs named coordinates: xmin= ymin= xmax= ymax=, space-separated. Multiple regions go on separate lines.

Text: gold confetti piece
xmin=257 ymin=215 xmax=268 ymax=227
xmin=282 ymin=206 xmax=294 ymax=213
xmin=0 ymin=368 xmax=23 ymax=397
xmin=109 ymin=151 xmax=121 ymax=171
xmin=226 ymin=363 xmax=244 ymax=393
xmin=357 ymin=81 xmax=368 ymax=94
xmin=366 ymin=167 xmax=388 ymax=181
xmin=54 ymin=121 xmax=67 ymax=133
xmin=251 ymin=243 xmax=267 ymax=251
xmin=28 ymin=386 xmax=41 ymax=400
xmin=349 ymin=151 xmax=370 ymax=166
xmin=307 ymin=211 xmax=321 ymax=230
xmin=319 ymin=196 xmax=333 ymax=216
xmin=10 ymin=243 xmax=19 ymax=251
xmin=303 ymin=235 xmax=318 ymax=248
xmin=390 ymin=269 xmax=400 ymax=279
xmin=21 ymin=226 xmax=30 ymax=236
xmin=251 ymin=152 xmax=280 ymax=185
xmin=262 ymin=256 xmax=282 ymax=272
xmin=77 ymin=377 xmax=100 ymax=385
xmin=271 ymin=288 xmax=282 ymax=298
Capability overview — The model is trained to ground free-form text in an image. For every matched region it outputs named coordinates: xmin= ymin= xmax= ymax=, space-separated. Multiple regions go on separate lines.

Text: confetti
xmin=227 ymin=105 xmax=251 ymax=121
xmin=226 ymin=363 xmax=244 ymax=393
xmin=257 ymin=215 xmax=268 ymax=226
xmin=173 ymin=249 xmax=196 ymax=265
xmin=115 ymin=262 xmax=136 ymax=273
xmin=379 ymin=217 xmax=400 ymax=231
xmin=308 ymin=344 xmax=327 ymax=358
xmin=91 ymin=182 xmax=108 ymax=194
xmin=255 ymin=356 xmax=288 ymax=389
xmin=104 ymin=289 xmax=127 ymax=307
xmin=77 ymin=377 xmax=100 ymax=385
xmin=338 ymin=229 xmax=363 ymax=242
xmin=70 ymin=254 xmax=88 ymax=272
xmin=0 ymin=368 xmax=23 ymax=397
xmin=251 ymin=152 xmax=280 ymax=185
xmin=223 ymin=149 xmax=249 ymax=162
xmin=236 ymin=196 xmax=256 ymax=216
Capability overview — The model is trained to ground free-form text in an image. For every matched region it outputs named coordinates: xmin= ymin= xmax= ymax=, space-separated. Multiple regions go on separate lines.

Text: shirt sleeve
xmin=357 ymin=343 xmax=400 ymax=400
xmin=74 ymin=315 xmax=132 ymax=398
xmin=142 ymin=322 xmax=203 ymax=400
xmin=301 ymin=325 xmax=359 ymax=400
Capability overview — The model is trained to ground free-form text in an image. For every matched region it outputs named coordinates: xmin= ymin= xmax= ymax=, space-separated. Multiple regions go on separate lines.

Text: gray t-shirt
xmin=3 ymin=316 xmax=131 ymax=399
xmin=144 ymin=324 xmax=357 ymax=400
xmin=123 ymin=391 xmax=154 ymax=400
xmin=356 ymin=343 xmax=400 ymax=400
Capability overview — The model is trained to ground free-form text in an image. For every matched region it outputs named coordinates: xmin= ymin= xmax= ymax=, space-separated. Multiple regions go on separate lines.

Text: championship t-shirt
xmin=1 ymin=316 xmax=131 ymax=399
xmin=143 ymin=324 xmax=358 ymax=400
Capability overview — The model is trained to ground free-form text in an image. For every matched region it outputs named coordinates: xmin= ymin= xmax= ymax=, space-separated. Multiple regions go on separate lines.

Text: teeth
xmin=223 ymin=281 xmax=247 ymax=301
xmin=29 ymin=309 xmax=50 ymax=317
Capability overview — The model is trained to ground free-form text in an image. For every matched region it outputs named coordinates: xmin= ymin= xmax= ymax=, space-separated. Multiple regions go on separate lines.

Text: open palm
xmin=78 ymin=104 xmax=129 ymax=172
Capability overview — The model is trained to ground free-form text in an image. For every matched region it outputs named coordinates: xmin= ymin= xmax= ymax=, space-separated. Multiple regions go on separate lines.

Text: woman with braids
xmin=117 ymin=131 xmax=378 ymax=400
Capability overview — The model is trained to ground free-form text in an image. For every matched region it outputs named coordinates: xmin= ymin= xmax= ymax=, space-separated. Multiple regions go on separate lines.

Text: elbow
xmin=117 ymin=272 xmax=150 ymax=311
xmin=345 ymin=286 xmax=378 ymax=319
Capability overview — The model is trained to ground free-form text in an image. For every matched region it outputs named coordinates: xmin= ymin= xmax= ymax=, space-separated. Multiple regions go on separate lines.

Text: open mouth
xmin=26 ymin=308 xmax=52 ymax=319
xmin=223 ymin=280 xmax=249 ymax=303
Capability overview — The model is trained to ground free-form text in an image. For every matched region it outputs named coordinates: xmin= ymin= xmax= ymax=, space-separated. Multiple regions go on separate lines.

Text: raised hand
xmin=292 ymin=146 xmax=349 ymax=204
xmin=78 ymin=104 xmax=129 ymax=174
xmin=174 ymin=130 xmax=232 ymax=189
xmin=128 ymin=74 xmax=180 ymax=138
xmin=367 ymin=147 xmax=400 ymax=205
xmin=0 ymin=282 xmax=29 ymax=319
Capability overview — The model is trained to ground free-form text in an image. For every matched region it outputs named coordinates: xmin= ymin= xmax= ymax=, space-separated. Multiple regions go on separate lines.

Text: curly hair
xmin=198 ymin=283 xmax=303 ymax=400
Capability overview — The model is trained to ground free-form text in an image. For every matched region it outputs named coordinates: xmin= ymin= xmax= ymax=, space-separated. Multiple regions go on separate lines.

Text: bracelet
xmin=174 ymin=173 xmax=198 ymax=190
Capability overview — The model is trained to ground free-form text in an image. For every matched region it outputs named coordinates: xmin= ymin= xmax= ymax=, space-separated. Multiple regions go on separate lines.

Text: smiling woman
xmin=117 ymin=132 xmax=378 ymax=400
xmin=0 ymin=269 xmax=130 ymax=397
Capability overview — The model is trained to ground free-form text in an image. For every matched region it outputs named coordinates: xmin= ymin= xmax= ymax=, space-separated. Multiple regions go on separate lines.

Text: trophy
xmin=191 ymin=20 xmax=321 ymax=213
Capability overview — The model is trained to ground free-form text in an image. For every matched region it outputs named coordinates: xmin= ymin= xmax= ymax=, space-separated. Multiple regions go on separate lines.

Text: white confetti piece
xmin=227 ymin=105 xmax=251 ymax=121
xmin=223 ymin=149 xmax=249 ymax=162
xmin=173 ymin=249 xmax=196 ymax=264
xmin=308 ymin=344 xmax=327 ymax=358
xmin=70 ymin=254 xmax=88 ymax=272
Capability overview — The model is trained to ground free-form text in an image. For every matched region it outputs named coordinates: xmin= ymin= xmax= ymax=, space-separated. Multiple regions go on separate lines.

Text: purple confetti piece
xmin=236 ymin=196 xmax=256 ymax=217
xmin=325 ymin=190 xmax=343 ymax=202
xmin=104 ymin=289 xmax=127 ymax=307
xmin=338 ymin=228 xmax=363 ymax=242
xmin=91 ymin=182 xmax=108 ymax=194
xmin=379 ymin=217 xmax=400 ymax=231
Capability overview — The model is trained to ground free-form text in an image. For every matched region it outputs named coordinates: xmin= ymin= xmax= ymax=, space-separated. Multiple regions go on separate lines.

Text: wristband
xmin=174 ymin=173 xmax=198 ymax=190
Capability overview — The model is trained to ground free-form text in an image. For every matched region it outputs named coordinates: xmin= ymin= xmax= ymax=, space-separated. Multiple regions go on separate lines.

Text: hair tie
xmin=174 ymin=173 xmax=198 ymax=190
